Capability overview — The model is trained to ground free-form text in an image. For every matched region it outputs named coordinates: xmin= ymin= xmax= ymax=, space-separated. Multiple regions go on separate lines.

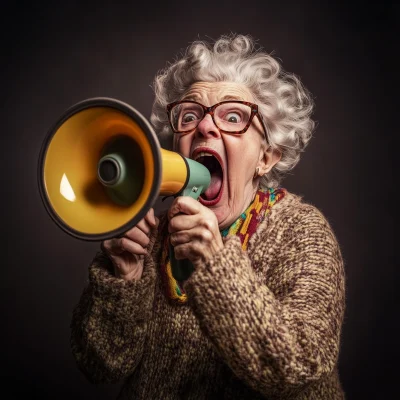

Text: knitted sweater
xmin=70 ymin=192 xmax=346 ymax=399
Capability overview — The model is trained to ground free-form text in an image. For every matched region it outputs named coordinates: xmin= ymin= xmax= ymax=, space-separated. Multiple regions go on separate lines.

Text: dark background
xmin=2 ymin=0 xmax=398 ymax=399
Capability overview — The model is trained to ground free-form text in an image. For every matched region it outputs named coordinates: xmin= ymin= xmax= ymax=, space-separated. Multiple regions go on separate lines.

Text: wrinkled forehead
xmin=182 ymin=81 xmax=255 ymax=105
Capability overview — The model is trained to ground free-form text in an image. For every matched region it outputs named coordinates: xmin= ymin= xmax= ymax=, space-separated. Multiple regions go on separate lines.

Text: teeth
xmin=194 ymin=152 xmax=214 ymax=160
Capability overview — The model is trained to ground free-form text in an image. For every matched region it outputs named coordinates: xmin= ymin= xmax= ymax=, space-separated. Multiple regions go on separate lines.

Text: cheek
xmin=226 ymin=142 xmax=260 ymax=175
xmin=174 ymin=135 xmax=192 ymax=157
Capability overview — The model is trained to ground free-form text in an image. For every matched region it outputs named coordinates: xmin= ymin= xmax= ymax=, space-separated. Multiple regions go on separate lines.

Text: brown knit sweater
xmin=70 ymin=192 xmax=346 ymax=399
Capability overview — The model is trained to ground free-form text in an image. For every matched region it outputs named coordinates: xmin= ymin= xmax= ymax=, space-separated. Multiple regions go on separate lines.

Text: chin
xmin=207 ymin=199 xmax=235 ymax=231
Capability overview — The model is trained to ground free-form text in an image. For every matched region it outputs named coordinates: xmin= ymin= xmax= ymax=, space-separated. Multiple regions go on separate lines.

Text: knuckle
xmin=174 ymin=245 xmax=185 ymax=260
xmin=200 ymin=229 xmax=212 ymax=242
xmin=143 ymin=235 xmax=150 ymax=247
xmin=140 ymin=222 xmax=151 ymax=235
xmin=175 ymin=196 xmax=185 ymax=206
xmin=119 ymin=237 xmax=129 ymax=251
xmin=102 ymin=240 xmax=110 ymax=252
xmin=168 ymin=219 xmax=177 ymax=232
xmin=203 ymin=219 xmax=214 ymax=231
xmin=171 ymin=232 xmax=182 ymax=246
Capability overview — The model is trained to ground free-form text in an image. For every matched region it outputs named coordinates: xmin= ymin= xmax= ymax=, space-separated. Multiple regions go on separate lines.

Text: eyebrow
xmin=181 ymin=94 xmax=201 ymax=102
xmin=181 ymin=94 xmax=246 ymax=103
xmin=220 ymin=95 xmax=245 ymax=101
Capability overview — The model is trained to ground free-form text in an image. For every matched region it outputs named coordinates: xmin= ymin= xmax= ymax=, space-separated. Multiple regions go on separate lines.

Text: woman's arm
xmin=70 ymin=251 xmax=156 ymax=383
xmin=183 ymin=205 xmax=345 ymax=397
xmin=69 ymin=216 xmax=164 ymax=383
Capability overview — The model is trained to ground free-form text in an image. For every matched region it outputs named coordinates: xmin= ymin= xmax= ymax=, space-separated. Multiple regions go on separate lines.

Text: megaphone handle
xmin=168 ymin=162 xmax=211 ymax=282
xmin=169 ymin=241 xmax=195 ymax=282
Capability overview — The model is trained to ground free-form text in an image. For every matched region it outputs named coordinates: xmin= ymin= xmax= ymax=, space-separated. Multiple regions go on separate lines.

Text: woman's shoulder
xmin=260 ymin=189 xmax=341 ymax=247
xmin=249 ymin=189 xmax=344 ymax=266
xmin=271 ymin=190 xmax=334 ymax=227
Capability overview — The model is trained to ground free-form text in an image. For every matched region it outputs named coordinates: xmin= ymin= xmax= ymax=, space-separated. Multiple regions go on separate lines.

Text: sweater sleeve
xmin=183 ymin=206 xmax=345 ymax=398
xmin=70 ymin=246 xmax=157 ymax=384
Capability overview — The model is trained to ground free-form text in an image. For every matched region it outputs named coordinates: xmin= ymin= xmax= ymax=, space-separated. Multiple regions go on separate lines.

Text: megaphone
xmin=38 ymin=97 xmax=211 ymax=281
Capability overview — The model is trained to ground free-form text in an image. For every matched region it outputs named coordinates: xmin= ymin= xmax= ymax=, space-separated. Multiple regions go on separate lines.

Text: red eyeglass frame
xmin=166 ymin=100 xmax=268 ymax=140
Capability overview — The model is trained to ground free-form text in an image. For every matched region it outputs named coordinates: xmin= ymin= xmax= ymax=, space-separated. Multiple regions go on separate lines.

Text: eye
xmin=182 ymin=112 xmax=198 ymax=124
xmin=225 ymin=112 xmax=242 ymax=124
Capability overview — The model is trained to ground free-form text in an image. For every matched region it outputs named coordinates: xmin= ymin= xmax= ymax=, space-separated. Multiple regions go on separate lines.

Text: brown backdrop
xmin=2 ymin=0 xmax=397 ymax=398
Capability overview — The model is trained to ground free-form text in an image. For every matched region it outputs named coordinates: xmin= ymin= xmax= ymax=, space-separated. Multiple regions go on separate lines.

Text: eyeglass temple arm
xmin=256 ymin=113 xmax=269 ymax=143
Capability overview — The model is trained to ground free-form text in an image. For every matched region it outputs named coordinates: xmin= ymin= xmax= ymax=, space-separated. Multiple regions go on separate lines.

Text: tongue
xmin=203 ymin=172 xmax=222 ymax=200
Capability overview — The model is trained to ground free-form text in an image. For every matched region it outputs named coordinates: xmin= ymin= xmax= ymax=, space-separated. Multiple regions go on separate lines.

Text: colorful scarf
xmin=159 ymin=187 xmax=286 ymax=304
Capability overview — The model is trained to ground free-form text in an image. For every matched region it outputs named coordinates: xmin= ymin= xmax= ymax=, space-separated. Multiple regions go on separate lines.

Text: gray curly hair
xmin=150 ymin=33 xmax=315 ymax=188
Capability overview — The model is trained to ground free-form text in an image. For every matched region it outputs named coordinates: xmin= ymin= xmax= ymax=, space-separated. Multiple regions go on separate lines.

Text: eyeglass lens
xmin=170 ymin=102 xmax=252 ymax=132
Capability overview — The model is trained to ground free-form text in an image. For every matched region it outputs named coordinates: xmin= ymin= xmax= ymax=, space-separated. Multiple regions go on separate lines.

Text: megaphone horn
xmin=38 ymin=97 xmax=211 ymax=280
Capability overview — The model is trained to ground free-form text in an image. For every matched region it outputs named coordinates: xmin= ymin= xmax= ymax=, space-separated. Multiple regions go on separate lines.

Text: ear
xmin=257 ymin=145 xmax=281 ymax=176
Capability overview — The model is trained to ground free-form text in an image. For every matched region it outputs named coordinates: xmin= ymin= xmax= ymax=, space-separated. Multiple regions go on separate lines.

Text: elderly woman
xmin=70 ymin=34 xmax=346 ymax=399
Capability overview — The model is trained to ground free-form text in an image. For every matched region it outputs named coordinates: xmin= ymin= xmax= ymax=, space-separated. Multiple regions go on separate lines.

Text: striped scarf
xmin=159 ymin=187 xmax=286 ymax=304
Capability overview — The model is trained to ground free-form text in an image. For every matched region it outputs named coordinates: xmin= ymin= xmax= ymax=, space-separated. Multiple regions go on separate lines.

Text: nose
xmin=196 ymin=113 xmax=221 ymax=139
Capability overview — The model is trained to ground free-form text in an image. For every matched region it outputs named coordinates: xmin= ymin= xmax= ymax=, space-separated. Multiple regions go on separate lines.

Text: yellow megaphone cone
xmin=38 ymin=97 xmax=211 ymax=280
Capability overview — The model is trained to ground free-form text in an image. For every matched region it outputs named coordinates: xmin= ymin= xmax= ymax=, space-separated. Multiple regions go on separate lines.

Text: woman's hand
xmin=101 ymin=208 xmax=159 ymax=281
xmin=168 ymin=196 xmax=224 ymax=268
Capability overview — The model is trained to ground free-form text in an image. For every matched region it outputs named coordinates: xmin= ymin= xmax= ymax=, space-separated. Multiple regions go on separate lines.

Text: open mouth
xmin=193 ymin=149 xmax=224 ymax=206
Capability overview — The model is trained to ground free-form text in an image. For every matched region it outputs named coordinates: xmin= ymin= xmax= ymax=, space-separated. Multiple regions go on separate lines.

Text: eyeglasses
xmin=166 ymin=100 xmax=268 ymax=140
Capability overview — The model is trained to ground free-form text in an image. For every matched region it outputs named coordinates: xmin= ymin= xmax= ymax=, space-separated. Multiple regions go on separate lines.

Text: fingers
xmin=103 ymin=236 xmax=148 ymax=256
xmin=168 ymin=197 xmax=205 ymax=233
xmin=112 ymin=253 xmax=144 ymax=269
xmin=144 ymin=207 xmax=158 ymax=228
xmin=172 ymin=240 xmax=214 ymax=262
xmin=168 ymin=201 xmax=219 ymax=235
xmin=167 ymin=197 xmax=224 ymax=266
xmin=132 ymin=208 xmax=158 ymax=237
xmin=168 ymin=196 xmax=201 ymax=220
xmin=101 ymin=208 xmax=158 ymax=257
xmin=171 ymin=228 xmax=224 ymax=266
xmin=168 ymin=214 xmax=199 ymax=233
xmin=124 ymin=226 xmax=151 ymax=248
xmin=134 ymin=219 xmax=151 ymax=236
xmin=169 ymin=227 xmax=213 ymax=246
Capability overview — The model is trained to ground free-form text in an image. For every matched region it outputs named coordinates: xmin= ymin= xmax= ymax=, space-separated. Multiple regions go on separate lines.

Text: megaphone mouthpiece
xmin=98 ymin=157 xmax=121 ymax=185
